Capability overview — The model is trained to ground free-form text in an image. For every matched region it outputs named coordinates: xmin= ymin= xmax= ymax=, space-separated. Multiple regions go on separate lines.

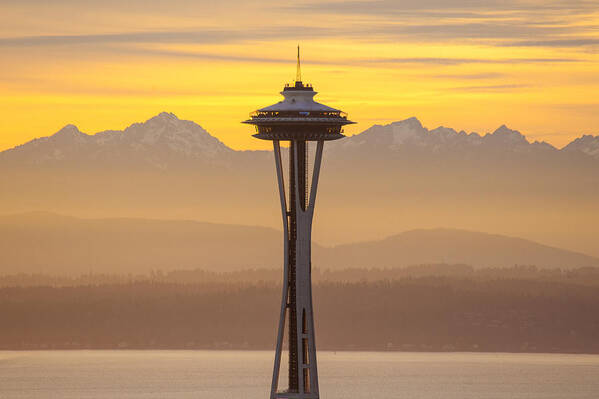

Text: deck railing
xmin=249 ymin=110 xmax=348 ymax=119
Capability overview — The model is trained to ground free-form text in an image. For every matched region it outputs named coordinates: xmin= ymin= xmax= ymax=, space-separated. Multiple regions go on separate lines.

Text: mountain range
xmin=2 ymin=113 xmax=599 ymax=166
xmin=0 ymin=113 xmax=234 ymax=168
xmin=1 ymin=113 xmax=598 ymax=257
xmin=1 ymin=212 xmax=597 ymax=275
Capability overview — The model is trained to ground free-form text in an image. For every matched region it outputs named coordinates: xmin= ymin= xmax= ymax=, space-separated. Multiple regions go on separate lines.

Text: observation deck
xmin=243 ymin=81 xmax=354 ymax=141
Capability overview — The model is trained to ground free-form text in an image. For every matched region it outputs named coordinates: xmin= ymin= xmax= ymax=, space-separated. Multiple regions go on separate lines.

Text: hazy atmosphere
xmin=1 ymin=1 xmax=599 ymax=398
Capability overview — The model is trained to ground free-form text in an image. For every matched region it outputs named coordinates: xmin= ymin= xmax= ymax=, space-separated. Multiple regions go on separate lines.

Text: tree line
xmin=1 ymin=274 xmax=598 ymax=353
xmin=2 ymin=264 xmax=599 ymax=287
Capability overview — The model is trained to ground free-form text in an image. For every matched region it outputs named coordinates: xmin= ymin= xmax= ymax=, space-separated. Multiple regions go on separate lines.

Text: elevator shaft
xmin=287 ymin=140 xmax=308 ymax=391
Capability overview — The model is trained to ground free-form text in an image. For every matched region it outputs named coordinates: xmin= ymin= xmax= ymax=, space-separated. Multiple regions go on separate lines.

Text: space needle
xmin=243 ymin=47 xmax=354 ymax=399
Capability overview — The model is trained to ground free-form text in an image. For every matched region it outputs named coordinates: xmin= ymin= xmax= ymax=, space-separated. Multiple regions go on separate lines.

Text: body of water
xmin=1 ymin=350 xmax=598 ymax=398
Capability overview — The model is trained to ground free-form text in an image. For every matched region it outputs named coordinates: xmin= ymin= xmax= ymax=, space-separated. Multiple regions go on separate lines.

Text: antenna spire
xmin=296 ymin=45 xmax=302 ymax=82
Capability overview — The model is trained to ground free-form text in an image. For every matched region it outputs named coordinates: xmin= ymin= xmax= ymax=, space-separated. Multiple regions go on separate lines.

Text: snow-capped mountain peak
xmin=154 ymin=111 xmax=178 ymax=120
xmin=0 ymin=113 xmax=233 ymax=167
xmin=325 ymin=117 xmax=592 ymax=163
xmin=53 ymin=124 xmax=83 ymax=137
xmin=2 ymin=114 xmax=598 ymax=167
xmin=487 ymin=125 xmax=529 ymax=146
xmin=117 ymin=112 xmax=231 ymax=157
xmin=49 ymin=124 xmax=89 ymax=144
xmin=563 ymin=134 xmax=599 ymax=159
xmin=388 ymin=117 xmax=425 ymax=147
xmin=334 ymin=118 xmax=541 ymax=157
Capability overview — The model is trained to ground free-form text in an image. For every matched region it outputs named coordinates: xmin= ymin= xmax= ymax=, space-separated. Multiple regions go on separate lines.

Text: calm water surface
xmin=1 ymin=351 xmax=598 ymax=398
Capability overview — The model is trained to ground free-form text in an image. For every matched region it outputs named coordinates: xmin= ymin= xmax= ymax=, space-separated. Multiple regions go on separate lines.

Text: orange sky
xmin=1 ymin=0 xmax=598 ymax=151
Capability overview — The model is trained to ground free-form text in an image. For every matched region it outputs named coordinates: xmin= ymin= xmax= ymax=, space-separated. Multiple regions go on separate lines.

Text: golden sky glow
xmin=1 ymin=0 xmax=599 ymax=151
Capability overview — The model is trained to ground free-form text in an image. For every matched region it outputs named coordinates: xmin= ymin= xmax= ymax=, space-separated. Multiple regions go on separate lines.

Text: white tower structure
xmin=243 ymin=48 xmax=354 ymax=399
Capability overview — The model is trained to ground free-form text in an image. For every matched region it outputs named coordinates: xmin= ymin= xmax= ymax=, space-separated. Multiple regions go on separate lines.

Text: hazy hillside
xmin=0 ymin=212 xmax=285 ymax=274
xmin=320 ymin=229 xmax=599 ymax=269
xmin=319 ymin=118 xmax=599 ymax=256
xmin=1 ymin=113 xmax=598 ymax=256
xmin=1 ymin=213 xmax=597 ymax=275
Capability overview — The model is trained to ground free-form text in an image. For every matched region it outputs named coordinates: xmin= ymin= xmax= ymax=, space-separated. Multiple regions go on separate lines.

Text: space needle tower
xmin=243 ymin=48 xmax=354 ymax=399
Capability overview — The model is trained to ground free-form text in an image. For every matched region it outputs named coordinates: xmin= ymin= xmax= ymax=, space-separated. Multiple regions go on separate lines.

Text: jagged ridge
xmin=0 ymin=112 xmax=233 ymax=168
xmin=1 ymin=114 xmax=598 ymax=167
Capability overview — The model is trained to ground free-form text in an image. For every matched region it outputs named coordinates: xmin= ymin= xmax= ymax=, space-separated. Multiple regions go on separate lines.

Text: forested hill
xmin=1 ymin=269 xmax=599 ymax=354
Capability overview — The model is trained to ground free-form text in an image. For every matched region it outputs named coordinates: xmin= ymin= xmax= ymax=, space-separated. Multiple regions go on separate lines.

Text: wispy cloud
xmin=0 ymin=31 xmax=240 ymax=46
xmin=2 ymin=0 xmax=597 ymax=52
xmin=502 ymin=39 xmax=599 ymax=47
xmin=0 ymin=26 xmax=332 ymax=47
xmin=118 ymin=50 xmax=586 ymax=66
xmin=1 ymin=29 xmax=585 ymax=67
xmin=288 ymin=0 xmax=598 ymax=15
xmin=434 ymin=72 xmax=506 ymax=80
xmin=362 ymin=57 xmax=580 ymax=65
xmin=122 ymin=47 xmax=301 ymax=64
xmin=447 ymin=83 xmax=530 ymax=92
xmin=283 ymin=0 xmax=599 ymax=49
xmin=0 ymin=16 xmax=593 ymax=49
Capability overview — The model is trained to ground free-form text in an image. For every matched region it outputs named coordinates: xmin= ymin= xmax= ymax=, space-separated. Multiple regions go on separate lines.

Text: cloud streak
xmin=447 ymin=83 xmax=530 ymax=92
xmin=362 ymin=57 xmax=581 ymax=65
xmin=119 ymin=50 xmax=586 ymax=66
xmin=2 ymin=25 xmax=596 ymax=53
xmin=433 ymin=72 xmax=506 ymax=80
xmin=0 ymin=26 xmax=332 ymax=47
xmin=502 ymin=39 xmax=599 ymax=48
xmin=1 ymin=29 xmax=584 ymax=67
xmin=2 ymin=0 xmax=597 ymax=52
xmin=288 ymin=0 xmax=598 ymax=15
xmin=283 ymin=0 xmax=599 ymax=49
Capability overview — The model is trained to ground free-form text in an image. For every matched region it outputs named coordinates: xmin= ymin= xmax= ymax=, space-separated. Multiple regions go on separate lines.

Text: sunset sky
xmin=1 ymin=0 xmax=598 ymax=151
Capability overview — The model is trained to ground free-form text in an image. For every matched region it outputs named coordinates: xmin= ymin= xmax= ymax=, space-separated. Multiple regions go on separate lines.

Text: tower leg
xmin=271 ymin=140 xmax=289 ymax=398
